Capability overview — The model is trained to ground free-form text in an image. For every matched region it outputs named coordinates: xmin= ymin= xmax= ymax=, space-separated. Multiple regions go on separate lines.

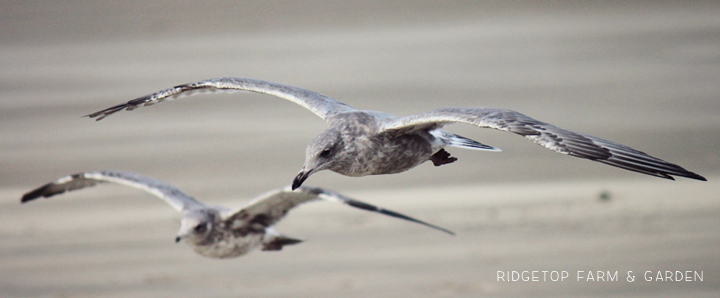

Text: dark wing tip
xmin=608 ymin=156 xmax=706 ymax=182
xmin=650 ymin=170 xmax=706 ymax=181
xmin=344 ymin=199 xmax=455 ymax=235
xmin=85 ymin=103 xmax=131 ymax=121
xmin=20 ymin=184 xmax=60 ymax=204
xmin=599 ymin=158 xmax=709 ymax=182
xmin=262 ymin=236 xmax=304 ymax=251
xmin=20 ymin=193 xmax=39 ymax=203
xmin=85 ymin=94 xmax=154 ymax=121
xmin=681 ymin=171 xmax=707 ymax=181
xmin=574 ymin=136 xmax=708 ymax=182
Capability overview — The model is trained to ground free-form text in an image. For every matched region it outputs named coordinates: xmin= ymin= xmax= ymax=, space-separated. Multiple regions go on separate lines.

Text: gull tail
xmin=262 ymin=235 xmax=304 ymax=251
xmin=438 ymin=131 xmax=501 ymax=152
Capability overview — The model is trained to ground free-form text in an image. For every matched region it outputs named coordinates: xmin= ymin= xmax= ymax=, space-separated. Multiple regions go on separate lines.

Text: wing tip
xmin=343 ymin=199 xmax=455 ymax=235
xmin=20 ymin=185 xmax=54 ymax=204
xmin=310 ymin=187 xmax=456 ymax=235
xmin=85 ymin=104 xmax=129 ymax=121
xmin=20 ymin=194 xmax=37 ymax=203
xmin=645 ymin=164 xmax=707 ymax=182
xmin=660 ymin=171 xmax=706 ymax=181
xmin=262 ymin=235 xmax=304 ymax=251
xmin=678 ymin=171 xmax=707 ymax=182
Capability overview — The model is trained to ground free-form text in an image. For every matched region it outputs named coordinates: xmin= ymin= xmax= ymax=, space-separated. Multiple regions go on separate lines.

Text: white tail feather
xmin=433 ymin=130 xmax=501 ymax=152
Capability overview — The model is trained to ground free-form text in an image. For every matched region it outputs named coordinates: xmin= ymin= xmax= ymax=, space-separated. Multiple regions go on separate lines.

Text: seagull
xmin=21 ymin=170 xmax=452 ymax=259
xmin=86 ymin=77 xmax=707 ymax=188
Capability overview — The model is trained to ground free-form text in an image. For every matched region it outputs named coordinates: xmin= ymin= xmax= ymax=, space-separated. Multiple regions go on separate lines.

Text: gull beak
xmin=292 ymin=169 xmax=311 ymax=190
xmin=175 ymin=229 xmax=190 ymax=243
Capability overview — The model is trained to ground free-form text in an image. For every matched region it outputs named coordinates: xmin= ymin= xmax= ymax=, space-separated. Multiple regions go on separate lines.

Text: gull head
xmin=292 ymin=129 xmax=345 ymax=190
xmin=176 ymin=209 xmax=215 ymax=243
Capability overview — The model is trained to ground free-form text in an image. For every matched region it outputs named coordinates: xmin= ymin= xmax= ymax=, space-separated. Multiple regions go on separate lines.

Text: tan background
xmin=1 ymin=1 xmax=718 ymax=297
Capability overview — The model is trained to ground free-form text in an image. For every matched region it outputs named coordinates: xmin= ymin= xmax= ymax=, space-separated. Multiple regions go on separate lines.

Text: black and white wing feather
xmin=86 ymin=77 xmax=357 ymax=121
xmin=21 ymin=170 xmax=205 ymax=211
xmin=380 ymin=108 xmax=706 ymax=181
xmin=226 ymin=185 xmax=454 ymax=234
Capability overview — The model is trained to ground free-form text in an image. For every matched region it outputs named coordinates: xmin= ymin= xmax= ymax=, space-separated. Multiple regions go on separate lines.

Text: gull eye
xmin=194 ymin=224 xmax=207 ymax=233
xmin=319 ymin=148 xmax=332 ymax=158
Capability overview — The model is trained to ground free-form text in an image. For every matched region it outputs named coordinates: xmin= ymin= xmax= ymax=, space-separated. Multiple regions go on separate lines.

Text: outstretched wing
xmin=380 ymin=107 xmax=706 ymax=181
xmin=21 ymin=170 xmax=205 ymax=212
xmin=226 ymin=185 xmax=454 ymax=235
xmin=86 ymin=77 xmax=357 ymax=121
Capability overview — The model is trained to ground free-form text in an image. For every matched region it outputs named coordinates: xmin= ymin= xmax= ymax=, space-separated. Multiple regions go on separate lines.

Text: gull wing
xmin=86 ymin=77 xmax=357 ymax=121
xmin=225 ymin=185 xmax=454 ymax=235
xmin=380 ymin=107 xmax=706 ymax=181
xmin=21 ymin=170 xmax=205 ymax=212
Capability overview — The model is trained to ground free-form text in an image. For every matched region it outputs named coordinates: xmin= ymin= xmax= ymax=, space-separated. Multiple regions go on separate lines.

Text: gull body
xmin=87 ymin=78 xmax=707 ymax=188
xmin=21 ymin=170 xmax=452 ymax=259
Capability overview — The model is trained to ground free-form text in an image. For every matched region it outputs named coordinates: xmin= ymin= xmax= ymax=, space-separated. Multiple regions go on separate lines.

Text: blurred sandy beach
xmin=1 ymin=1 xmax=718 ymax=297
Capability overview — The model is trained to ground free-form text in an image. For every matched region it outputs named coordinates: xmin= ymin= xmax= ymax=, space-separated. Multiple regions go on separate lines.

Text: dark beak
xmin=292 ymin=171 xmax=310 ymax=190
xmin=175 ymin=236 xmax=181 ymax=243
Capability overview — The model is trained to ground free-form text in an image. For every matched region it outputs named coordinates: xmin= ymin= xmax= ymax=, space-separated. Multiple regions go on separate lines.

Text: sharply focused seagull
xmin=86 ymin=77 xmax=707 ymax=188
xmin=21 ymin=170 xmax=452 ymax=259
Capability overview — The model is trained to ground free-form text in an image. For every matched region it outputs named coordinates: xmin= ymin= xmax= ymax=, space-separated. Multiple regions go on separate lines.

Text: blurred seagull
xmin=21 ymin=170 xmax=452 ymax=259
xmin=86 ymin=77 xmax=707 ymax=188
